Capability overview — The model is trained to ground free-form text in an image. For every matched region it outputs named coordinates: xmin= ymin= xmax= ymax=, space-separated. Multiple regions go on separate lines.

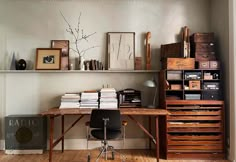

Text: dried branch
xmin=60 ymin=11 xmax=97 ymax=57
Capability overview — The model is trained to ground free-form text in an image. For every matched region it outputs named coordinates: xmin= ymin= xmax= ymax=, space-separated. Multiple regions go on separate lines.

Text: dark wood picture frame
xmin=51 ymin=40 xmax=70 ymax=70
xmin=35 ymin=48 xmax=61 ymax=70
xmin=107 ymin=32 xmax=135 ymax=70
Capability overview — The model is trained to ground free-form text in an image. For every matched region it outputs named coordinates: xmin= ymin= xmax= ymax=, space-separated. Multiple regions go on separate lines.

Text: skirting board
xmin=5 ymin=150 xmax=43 ymax=154
xmin=0 ymin=138 xmax=150 ymax=151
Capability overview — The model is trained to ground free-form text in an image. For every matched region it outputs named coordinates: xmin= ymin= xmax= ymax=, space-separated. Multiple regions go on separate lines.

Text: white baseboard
xmin=52 ymin=138 xmax=149 ymax=150
xmin=5 ymin=150 xmax=43 ymax=154
xmin=0 ymin=138 xmax=149 ymax=151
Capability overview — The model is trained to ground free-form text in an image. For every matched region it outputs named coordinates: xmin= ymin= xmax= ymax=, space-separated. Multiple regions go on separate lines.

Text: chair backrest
xmin=90 ymin=109 xmax=121 ymax=130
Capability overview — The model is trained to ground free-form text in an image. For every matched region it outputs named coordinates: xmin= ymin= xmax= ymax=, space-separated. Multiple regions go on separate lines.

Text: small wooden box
xmin=194 ymin=42 xmax=215 ymax=52
xmin=193 ymin=52 xmax=216 ymax=61
xmin=163 ymin=58 xmax=195 ymax=70
xmin=189 ymin=80 xmax=201 ymax=90
xmin=170 ymin=84 xmax=182 ymax=90
xmin=160 ymin=42 xmax=183 ymax=60
xmin=198 ymin=61 xmax=210 ymax=69
xmin=209 ymin=61 xmax=220 ymax=69
xmin=191 ymin=33 xmax=215 ymax=42
xmin=167 ymin=71 xmax=182 ymax=80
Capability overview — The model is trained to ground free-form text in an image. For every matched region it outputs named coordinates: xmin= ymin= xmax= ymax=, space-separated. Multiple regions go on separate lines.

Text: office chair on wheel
xmin=86 ymin=109 xmax=126 ymax=162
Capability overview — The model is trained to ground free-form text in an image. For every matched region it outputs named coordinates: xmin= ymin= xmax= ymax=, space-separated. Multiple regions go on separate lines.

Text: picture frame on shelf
xmin=35 ymin=48 xmax=61 ymax=70
xmin=51 ymin=40 xmax=69 ymax=70
xmin=107 ymin=32 xmax=135 ymax=70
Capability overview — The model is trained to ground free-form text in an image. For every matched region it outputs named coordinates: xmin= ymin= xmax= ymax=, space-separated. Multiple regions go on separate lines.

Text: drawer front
xmin=195 ymin=52 xmax=216 ymax=61
xmin=195 ymin=43 xmax=215 ymax=52
xmin=191 ymin=33 xmax=215 ymax=43
xmin=168 ymin=122 xmax=221 ymax=128
xmin=168 ymin=145 xmax=223 ymax=152
xmin=167 ymin=134 xmax=223 ymax=141
xmin=198 ymin=61 xmax=210 ymax=69
xmin=168 ymin=140 xmax=222 ymax=146
xmin=167 ymin=127 xmax=221 ymax=133
xmin=167 ymin=115 xmax=221 ymax=121
xmin=169 ymin=110 xmax=222 ymax=116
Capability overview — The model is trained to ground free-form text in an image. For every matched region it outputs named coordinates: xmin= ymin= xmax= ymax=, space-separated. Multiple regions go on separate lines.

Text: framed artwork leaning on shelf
xmin=35 ymin=48 xmax=61 ymax=70
xmin=107 ymin=32 xmax=135 ymax=70
xmin=51 ymin=40 xmax=69 ymax=70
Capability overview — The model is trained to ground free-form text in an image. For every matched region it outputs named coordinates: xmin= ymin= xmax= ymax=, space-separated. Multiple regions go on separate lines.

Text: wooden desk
xmin=41 ymin=108 xmax=169 ymax=162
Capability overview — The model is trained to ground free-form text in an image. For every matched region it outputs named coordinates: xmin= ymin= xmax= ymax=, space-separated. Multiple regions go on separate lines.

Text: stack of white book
xmin=59 ymin=93 xmax=80 ymax=108
xmin=80 ymin=92 xmax=99 ymax=109
xmin=100 ymin=88 xmax=118 ymax=109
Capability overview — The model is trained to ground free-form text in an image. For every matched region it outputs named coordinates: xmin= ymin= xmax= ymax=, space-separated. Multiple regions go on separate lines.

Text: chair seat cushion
xmin=91 ymin=129 xmax=121 ymax=140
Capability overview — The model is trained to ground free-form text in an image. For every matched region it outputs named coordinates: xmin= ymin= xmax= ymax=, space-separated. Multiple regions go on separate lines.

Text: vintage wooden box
xmin=162 ymin=58 xmax=195 ymax=70
xmin=189 ymin=80 xmax=201 ymax=90
xmin=167 ymin=70 xmax=182 ymax=80
xmin=190 ymin=33 xmax=215 ymax=43
xmin=170 ymin=84 xmax=182 ymax=90
xmin=210 ymin=61 xmax=220 ymax=69
xmin=160 ymin=42 xmax=183 ymax=60
xmin=194 ymin=51 xmax=216 ymax=61
xmin=194 ymin=42 xmax=215 ymax=52
xmin=198 ymin=61 xmax=210 ymax=69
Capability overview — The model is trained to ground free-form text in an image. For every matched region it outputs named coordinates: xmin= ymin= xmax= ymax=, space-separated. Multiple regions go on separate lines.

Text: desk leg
xmin=61 ymin=115 xmax=64 ymax=153
xmin=155 ymin=116 xmax=159 ymax=162
xmin=149 ymin=116 xmax=152 ymax=150
xmin=49 ymin=116 xmax=54 ymax=162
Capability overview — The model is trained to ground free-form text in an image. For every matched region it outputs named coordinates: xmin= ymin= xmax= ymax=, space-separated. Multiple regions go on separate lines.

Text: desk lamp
xmin=143 ymin=79 xmax=157 ymax=108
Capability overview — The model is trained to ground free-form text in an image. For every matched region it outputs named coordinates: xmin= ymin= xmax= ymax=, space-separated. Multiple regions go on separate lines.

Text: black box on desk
xmin=118 ymin=89 xmax=141 ymax=108
xmin=5 ymin=114 xmax=47 ymax=154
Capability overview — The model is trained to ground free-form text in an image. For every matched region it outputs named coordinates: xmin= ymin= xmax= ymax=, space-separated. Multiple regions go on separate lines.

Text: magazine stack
xmin=59 ymin=93 xmax=80 ymax=108
xmin=80 ymin=91 xmax=99 ymax=109
xmin=99 ymin=88 xmax=118 ymax=109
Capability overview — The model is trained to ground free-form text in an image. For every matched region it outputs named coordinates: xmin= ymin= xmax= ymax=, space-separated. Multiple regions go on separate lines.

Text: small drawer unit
xmin=161 ymin=100 xmax=225 ymax=160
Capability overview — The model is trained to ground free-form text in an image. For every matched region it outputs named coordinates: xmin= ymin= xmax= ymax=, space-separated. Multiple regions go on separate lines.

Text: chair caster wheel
xmin=112 ymin=151 xmax=115 ymax=160
xmin=87 ymin=154 xmax=91 ymax=162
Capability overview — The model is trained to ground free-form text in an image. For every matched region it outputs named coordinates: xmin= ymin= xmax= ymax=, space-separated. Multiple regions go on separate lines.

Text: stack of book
xmin=80 ymin=92 xmax=99 ymax=109
xmin=59 ymin=93 xmax=80 ymax=108
xmin=99 ymin=88 xmax=118 ymax=109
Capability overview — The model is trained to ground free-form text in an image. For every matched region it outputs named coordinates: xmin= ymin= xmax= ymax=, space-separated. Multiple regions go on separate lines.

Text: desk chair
xmin=86 ymin=109 xmax=126 ymax=162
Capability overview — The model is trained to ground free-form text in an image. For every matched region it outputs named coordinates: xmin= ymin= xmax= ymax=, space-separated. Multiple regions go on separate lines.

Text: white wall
xmin=228 ymin=0 xmax=236 ymax=160
xmin=210 ymin=0 xmax=230 ymax=158
xmin=0 ymin=0 xmax=212 ymax=149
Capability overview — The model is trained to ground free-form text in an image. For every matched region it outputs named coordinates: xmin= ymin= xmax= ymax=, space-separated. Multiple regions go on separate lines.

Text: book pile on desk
xmin=59 ymin=93 xmax=80 ymax=108
xmin=80 ymin=92 xmax=99 ymax=109
xmin=99 ymin=88 xmax=118 ymax=109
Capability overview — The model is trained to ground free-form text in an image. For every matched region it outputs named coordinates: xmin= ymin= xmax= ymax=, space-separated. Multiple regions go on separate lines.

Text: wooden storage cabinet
xmin=159 ymin=69 xmax=225 ymax=160
xmin=161 ymin=100 xmax=225 ymax=159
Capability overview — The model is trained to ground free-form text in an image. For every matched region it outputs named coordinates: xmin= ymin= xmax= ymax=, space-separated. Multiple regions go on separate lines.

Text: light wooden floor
xmin=0 ymin=150 xmax=230 ymax=162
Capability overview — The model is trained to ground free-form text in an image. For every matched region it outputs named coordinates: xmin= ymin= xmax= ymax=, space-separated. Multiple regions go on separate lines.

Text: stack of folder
xmin=59 ymin=93 xmax=80 ymax=108
xmin=99 ymin=88 xmax=118 ymax=109
xmin=80 ymin=92 xmax=99 ymax=109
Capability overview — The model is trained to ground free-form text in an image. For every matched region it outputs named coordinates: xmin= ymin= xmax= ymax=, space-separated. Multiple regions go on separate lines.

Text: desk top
xmin=41 ymin=108 xmax=169 ymax=116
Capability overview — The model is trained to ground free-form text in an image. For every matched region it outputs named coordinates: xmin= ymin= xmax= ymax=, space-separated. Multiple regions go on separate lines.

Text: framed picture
xmin=35 ymin=48 xmax=61 ymax=70
xmin=107 ymin=32 xmax=135 ymax=70
xmin=51 ymin=40 xmax=70 ymax=70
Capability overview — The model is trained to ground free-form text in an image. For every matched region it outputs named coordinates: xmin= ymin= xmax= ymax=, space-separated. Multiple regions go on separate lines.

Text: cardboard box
xmin=170 ymin=84 xmax=182 ymax=90
xmin=189 ymin=80 xmax=201 ymax=90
